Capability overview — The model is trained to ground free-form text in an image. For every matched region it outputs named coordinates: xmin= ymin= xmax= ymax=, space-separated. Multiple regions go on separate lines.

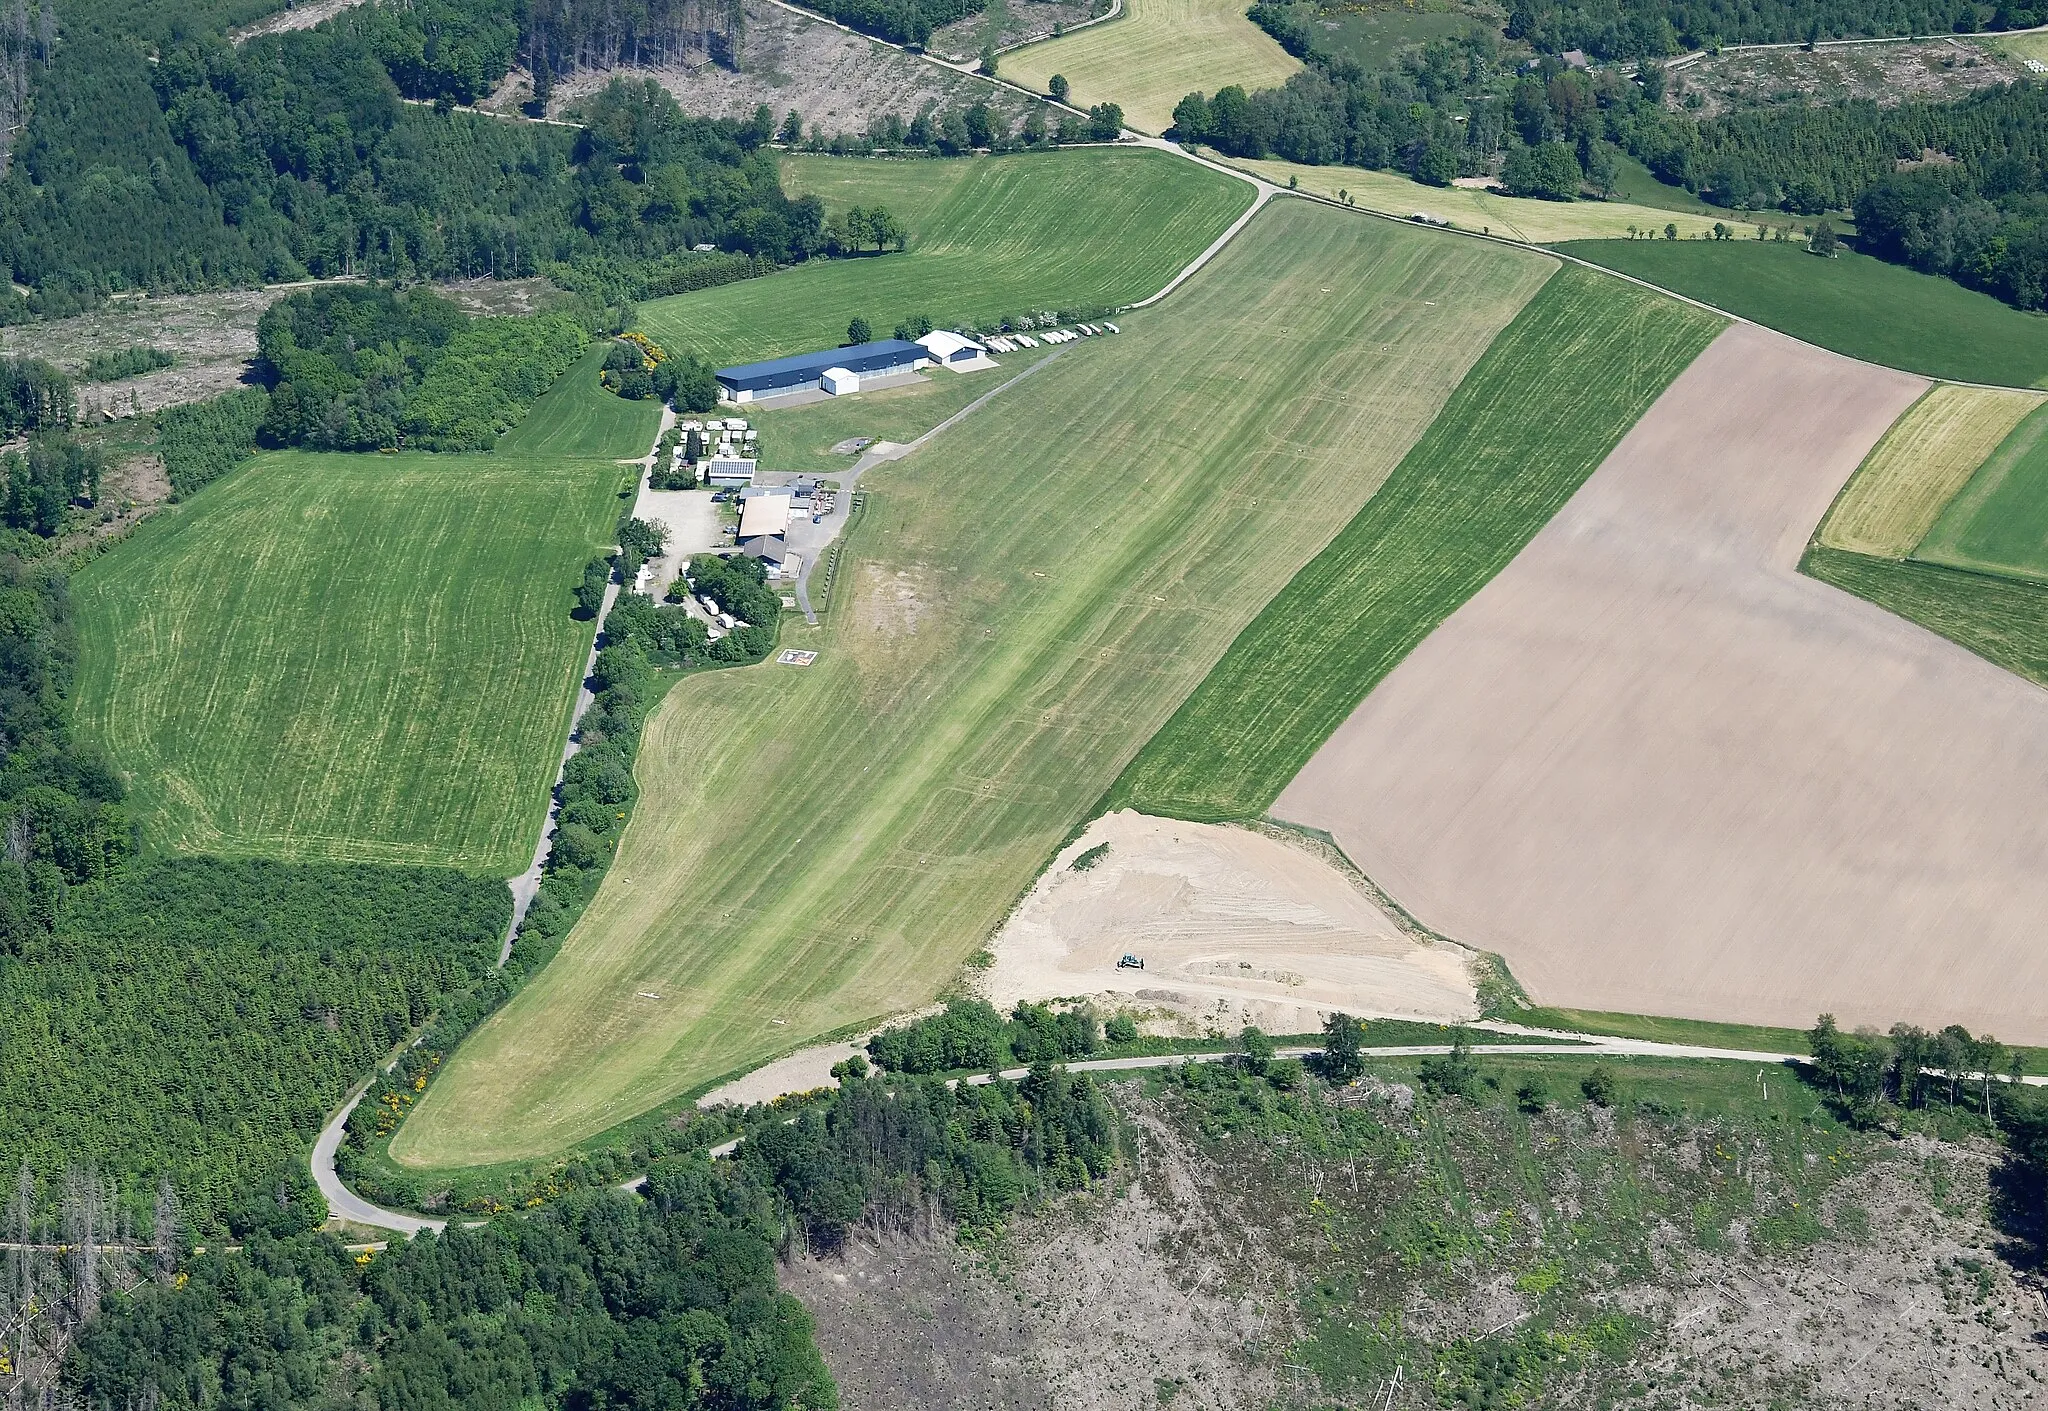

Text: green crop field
xmin=75 ymin=450 xmax=630 ymax=874
xmin=1914 ymin=404 xmax=2048 ymax=581
xmin=498 ymin=345 xmax=664 ymax=459
xmin=1557 ymin=239 xmax=2048 ymax=387
xmin=1107 ymin=265 xmax=1722 ymax=821
xmin=1001 ymin=0 xmax=1300 ymax=134
xmin=780 ymin=153 xmax=977 ymax=233
xmin=637 ymin=149 xmax=1252 ymax=368
xmin=390 ymin=199 xmax=1558 ymax=1168
xmin=1806 ymin=545 xmax=2048 ymax=694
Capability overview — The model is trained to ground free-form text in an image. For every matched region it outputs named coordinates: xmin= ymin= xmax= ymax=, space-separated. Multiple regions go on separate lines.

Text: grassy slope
xmin=498 ymin=345 xmax=664 ymax=458
xmin=1000 ymin=0 xmax=1300 ymax=134
xmin=638 ymin=149 xmax=1252 ymax=367
xmin=75 ymin=450 xmax=630 ymax=874
xmin=391 ymin=201 xmax=1556 ymax=1168
xmin=1806 ymin=545 xmax=2048 ymax=692
xmin=1239 ymin=159 xmax=1742 ymax=241
xmin=1915 ymin=403 xmax=2048 ymax=581
xmin=1108 ymin=265 xmax=1723 ymax=821
xmin=1818 ymin=386 xmax=2044 ymax=559
xmin=778 ymin=153 xmax=977 ymax=232
xmin=1557 ymin=239 xmax=2048 ymax=386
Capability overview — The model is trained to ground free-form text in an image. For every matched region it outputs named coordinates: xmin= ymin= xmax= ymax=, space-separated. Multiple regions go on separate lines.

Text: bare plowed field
xmin=1273 ymin=325 xmax=2048 ymax=1041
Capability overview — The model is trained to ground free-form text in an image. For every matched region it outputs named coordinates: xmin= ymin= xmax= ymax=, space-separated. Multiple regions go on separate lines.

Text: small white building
xmin=820 ymin=367 xmax=860 ymax=396
xmin=705 ymin=454 xmax=757 ymax=487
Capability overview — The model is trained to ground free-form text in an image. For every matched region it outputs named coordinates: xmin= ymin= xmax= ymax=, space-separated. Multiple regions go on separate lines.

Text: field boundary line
xmin=1196 ymin=158 xmax=2048 ymax=395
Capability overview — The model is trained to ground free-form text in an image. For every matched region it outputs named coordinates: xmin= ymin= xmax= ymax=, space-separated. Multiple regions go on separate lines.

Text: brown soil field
xmin=1272 ymin=324 xmax=2048 ymax=1042
xmin=541 ymin=0 xmax=1035 ymax=135
xmin=979 ymin=809 xmax=1476 ymax=1035
xmin=1819 ymin=384 xmax=2045 ymax=559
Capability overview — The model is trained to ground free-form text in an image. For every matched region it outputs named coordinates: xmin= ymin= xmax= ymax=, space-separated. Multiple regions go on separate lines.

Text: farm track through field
xmin=390 ymin=200 xmax=1555 ymax=1168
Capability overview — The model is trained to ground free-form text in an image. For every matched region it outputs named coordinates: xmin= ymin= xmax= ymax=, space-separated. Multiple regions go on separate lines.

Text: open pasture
xmin=748 ymin=369 xmax=998 ymax=472
xmin=1914 ymin=403 xmax=2048 ymax=582
xmin=779 ymin=152 xmax=977 ymax=233
xmin=75 ymin=450 xmax=628 ymax=875
xmin=637 ymin=149 xmax=1252 ymax=367
xmin=390 ymin=200 xmax=1556 ymax=1167
xmin=1239 ymin=160 xmax=1740 ymax=242
xmin=1270 ymin=326 xmax=2048 ymax=1040
xmin=990 ymin=0 xmax=1300 ymax=135
xmin=1818 ymin=385 xmax=2045 ymax=559
xmin=497 ymin=344 xmax=664 ymax=459
xmin=1558 ymin=239 xmax=2048 ymax=386
xmin=1111 ymin=265 xmax=1722 ymax=821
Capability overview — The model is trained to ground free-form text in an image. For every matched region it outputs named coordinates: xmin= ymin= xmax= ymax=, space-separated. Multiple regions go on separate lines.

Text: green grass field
xmin=497 ymin=344 xmax=664 ymax=459
xmin=747 ymin=367 xmax=1014 ymax=473
xmin=1000 ymin=0 xmax=1300 ymax=134
xmin=1914 ymin=404 xmax=2048 ymax=581
xmin=390 ymin=200 xmax=1558 ymax=1168
xmin=1805 ymin=545 xmax=2048 ymax=694
xmin=1107 ymin=265 xmax=1722 ymax=821
xmin=637 ymin=149 xmax=1252 ymax=368
xmin=1557 ymin=239 xmax=2048 ymax=386
xmin=75 ymin=451 xmax=631 ymax=874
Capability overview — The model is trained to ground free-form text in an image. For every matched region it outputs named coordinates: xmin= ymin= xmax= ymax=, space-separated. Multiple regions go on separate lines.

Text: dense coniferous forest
xmin=0 ymin=17 xmax=821 ymax=309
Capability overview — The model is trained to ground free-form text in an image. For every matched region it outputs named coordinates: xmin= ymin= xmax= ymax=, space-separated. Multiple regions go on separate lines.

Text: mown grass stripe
xmin=1107 ymin=264 xmax=1725 ymax=822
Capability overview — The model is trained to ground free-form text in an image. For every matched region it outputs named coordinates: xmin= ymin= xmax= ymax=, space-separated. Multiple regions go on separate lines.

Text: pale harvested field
xmin=393 ymin=202 xmax=1553 ymax=1168
xmin=978 ymin=810 xmax=1476 ymax=1035
xmin=1238 ymin=159 xmax=1741 ymax=242
xmin=1275 ymin=325 xmax=2048 ymax=1042
xmin=1001 ymin=0 xmax=1299 ymax=135
xmin=1819 ymin=384 xmax=2046 ymax=558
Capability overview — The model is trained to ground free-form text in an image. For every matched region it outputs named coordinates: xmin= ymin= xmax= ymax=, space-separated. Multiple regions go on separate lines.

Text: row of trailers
xmin=983 ymin=321 xmax=1119 ymax=354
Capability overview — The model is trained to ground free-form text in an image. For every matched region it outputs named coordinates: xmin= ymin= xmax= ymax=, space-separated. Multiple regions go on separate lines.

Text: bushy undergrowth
xmin=866 ymin=997 xmax=1101 ymax=1074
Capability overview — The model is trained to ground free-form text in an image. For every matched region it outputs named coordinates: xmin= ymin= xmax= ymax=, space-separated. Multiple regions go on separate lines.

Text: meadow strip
xmin=1108 ymin=265 xmax=1723 ymax=822
xmin=1818 ymin=385 xmax=2046 ymax=558
xmin=1912 ymin=403 xmax=2048 ymax=582
xmin=1557 ymin=238 xmax=2048 ymax=386
xmin=1000 ymin=0 xmax=1300 ymax=135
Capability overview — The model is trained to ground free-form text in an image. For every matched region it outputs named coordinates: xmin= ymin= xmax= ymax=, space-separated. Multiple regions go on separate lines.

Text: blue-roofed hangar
xmin=716 ymin=339 xmax=928 ymax=403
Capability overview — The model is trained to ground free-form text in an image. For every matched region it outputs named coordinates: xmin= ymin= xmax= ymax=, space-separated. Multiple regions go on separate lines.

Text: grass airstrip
xmin=75 ymin=446 xmax=633 ymax=874
xmin=1111 ymin=265 xmax=1722 ymax=821
xmin=999 ymin=0 xmax=1300 ymax=135
xmin=392 ymin=198 xmax=1558 ymax=1167
xmin=637 ymin=149 xmax=1252 ymax=367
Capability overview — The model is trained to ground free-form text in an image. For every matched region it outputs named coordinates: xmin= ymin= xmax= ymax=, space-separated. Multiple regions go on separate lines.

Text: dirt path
xmin=980 ymin=810 xmax=1477 ymax=1035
